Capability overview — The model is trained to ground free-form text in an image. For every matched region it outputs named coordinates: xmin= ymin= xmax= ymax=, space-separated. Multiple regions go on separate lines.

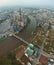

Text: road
xmin=12 ymin=33 xmax=29 ymax=45
xmin=38 ymin=33 xmax=47 ymax=60
xmin=0 ymin=15 xmax=54 ymax=59
xmin=11 ymin=32 xmax=54 ymax=58
xmin=38 ymin=30 xmax=54 ymax=59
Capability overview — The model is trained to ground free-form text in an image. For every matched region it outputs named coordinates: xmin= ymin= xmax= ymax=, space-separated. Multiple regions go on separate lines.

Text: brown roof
xmin=39 ymin=55 xmax=48 ymax=65
xmin=16 ymin=46 xmax=25 ymax=59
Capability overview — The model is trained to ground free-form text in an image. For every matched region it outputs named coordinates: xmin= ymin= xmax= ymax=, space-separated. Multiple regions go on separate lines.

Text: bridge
xmin=12 ymin=33 xmax=29 ymax=45
xmin=8 ymin=31 xmax=54 ymax=59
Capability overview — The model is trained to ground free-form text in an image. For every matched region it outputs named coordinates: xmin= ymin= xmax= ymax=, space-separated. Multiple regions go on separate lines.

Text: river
xmin=17 ymin=16 xmax=37 ymax=42
xmin=0 ymin=15 xmax=37 ymax=57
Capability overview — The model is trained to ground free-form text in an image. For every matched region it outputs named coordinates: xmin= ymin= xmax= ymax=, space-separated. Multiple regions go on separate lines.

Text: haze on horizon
xmin=0 ymin=0 xmax=54 ymax=8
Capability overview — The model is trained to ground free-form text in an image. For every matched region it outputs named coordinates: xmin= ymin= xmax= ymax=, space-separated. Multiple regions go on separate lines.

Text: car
xmin=48 ymin=62 xmax=52 ymax=65
xmin=50 ymin=58 xmax=54 ymax=63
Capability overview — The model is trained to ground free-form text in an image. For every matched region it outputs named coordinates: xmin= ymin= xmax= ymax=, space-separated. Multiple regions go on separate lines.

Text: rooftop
xmin=16 ymin=45 xmax=26 ymax=60
xmin=39 ymin=55 xmax=48 ymax=65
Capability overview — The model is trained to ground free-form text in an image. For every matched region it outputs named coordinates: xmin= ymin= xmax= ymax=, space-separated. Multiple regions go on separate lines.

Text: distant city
xmin=0 ymin=6 xmax=54 ymax=65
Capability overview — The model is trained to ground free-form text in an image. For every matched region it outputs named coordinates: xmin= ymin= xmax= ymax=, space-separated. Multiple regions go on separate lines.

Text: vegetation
xmin=0 ymin=36 xmax=6 ymax=41
xmin=44 ymin=23 xmax=54 ymax=54
xmin=0 ymin=52 xmax=22 ymax=65
xmin=27 ymin=16 xmax=31 ymax=23
xmin=33 ymin=26 xmax=45 ymax=46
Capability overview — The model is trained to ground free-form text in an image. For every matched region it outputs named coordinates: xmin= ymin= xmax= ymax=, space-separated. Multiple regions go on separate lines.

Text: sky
xmin=0 ymin=0 xmax=54 ymax=7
